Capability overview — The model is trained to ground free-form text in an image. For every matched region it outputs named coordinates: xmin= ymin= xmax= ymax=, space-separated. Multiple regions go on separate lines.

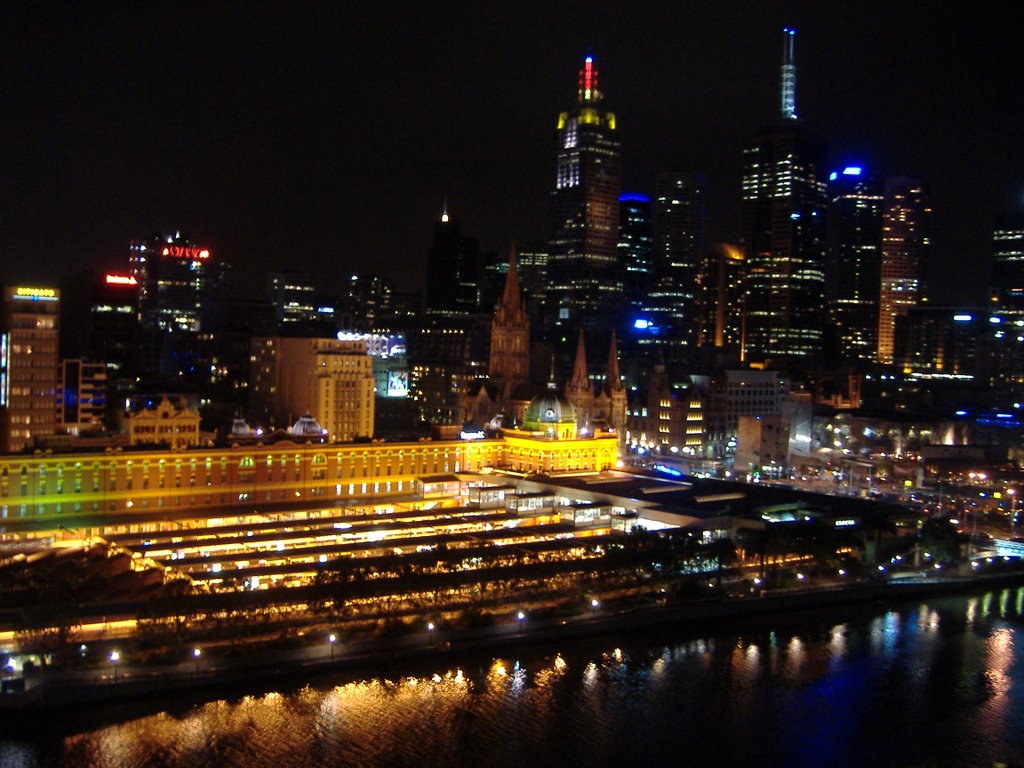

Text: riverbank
xmin=4 ymin=564 xmax=1024 ymax=719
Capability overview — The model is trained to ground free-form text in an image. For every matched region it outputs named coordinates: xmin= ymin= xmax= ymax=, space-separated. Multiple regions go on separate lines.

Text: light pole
xmin=427 ymin=622 xmax=435 ymax=647
xmin=590 ymin=598 xmax=599 ymax=618
xmin=193 ymin=647 xmax=202 ymax=674
xmin=110 ymin=650 xmax=120 ymax=683
xmin=1009 ymin=488 xmax=1018 ymax=530
xmin=516 ymin=611 xmax=525 ymax=632
xmin=328 ymin=633 xmax=336 ymax=660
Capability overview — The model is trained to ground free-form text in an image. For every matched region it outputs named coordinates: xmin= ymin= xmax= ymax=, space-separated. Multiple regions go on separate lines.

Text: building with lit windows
xmin=548 ymin=55 xmax=621 ymax=330
xmin=695 ymin=244 xmax=745 ymax=350
xmin=990 ymin=213 xmax=1024 ymax=320
xmin=121 ymin=396 xmax=201 ymax=449
xmin=426 ymin=206 xmax=482 ymax=314
xmin=651 ymin=171 xmax=706 ymax=349
xmin=59 ymin=271 xmax=139 ymax=376
xmin=269 ymin=271 xmax=317 ymax=331
xmin=625 ymin=364 xmax=704 ymax=456
xmin=877 ymin=178 xmax=931 ymax=364
xmin=618 ymin=194 xmax=653 ymax=319
xmin=741 ymin=29 xmax=827 ymax=364
xmin=129 ymin=231 xmax=229 ymax=334
xmin=250 ymin=337 xmax=376 ymax=441
xmin=59 ymin=359 xmax=108 ymax=435
xmin=825 ymin=166 xmax=883 ymax=365
xmin=0 ymin=432 xmax=618 ymax=524
xmin=0 ymin=286 xmax=60 ymax=453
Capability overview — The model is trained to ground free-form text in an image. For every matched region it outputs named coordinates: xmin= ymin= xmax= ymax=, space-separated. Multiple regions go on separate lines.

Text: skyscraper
xmin=990 ymin=212 xmax=1024 ymax=319
xmin=877 ymin=177 xmax=931 ymax=364
xmin=548 ymin=55 xmax=621 ymax=331
xmin=825 ymin=166 xmax=883 ymax=364
xmin=0 ymin=285 xmax=60 ymax=452
xmin=617 ymin=193 xmax=653 ymax=319
xmin=651 ymin=170 xmax=706 ymax=349
xmin=740 ymin=28 xmax=826 ymax=365
xmin=426 ymin=205 xmax=482 ymax=314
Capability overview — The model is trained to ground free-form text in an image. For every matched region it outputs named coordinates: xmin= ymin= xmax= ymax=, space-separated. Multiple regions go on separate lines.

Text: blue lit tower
xmin=825 ymin=166 xmax=883 ymax=364
xmin=740 ymin=28 xmax=827 ymax=365
xmin=548 ymin=55 xmax=622 ymax=332
xmin=617 ymin=193 xmax=653 ymax=318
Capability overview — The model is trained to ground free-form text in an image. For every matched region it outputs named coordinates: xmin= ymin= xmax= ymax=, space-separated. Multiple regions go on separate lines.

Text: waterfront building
xmin=547 ymin=55 xmax=622 ymax=331
xmin=740 ymin=28 xmax=827 ymax=364
xmin=249 ymin=336 xmax=376 ymax=441
xmin=877 ymin=177 xmax=931 ymax=363
xmin=698 ymin=368 xmax=788 ymax=458
xmin=0 ymin=285 xmax=60 ymax=452
xmin=825 ymin=166 xmax=884 ymax=365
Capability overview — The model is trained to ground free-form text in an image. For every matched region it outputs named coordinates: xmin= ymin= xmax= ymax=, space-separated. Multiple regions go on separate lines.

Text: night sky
xmin=3 ymin=2 xmax=1021 ymax=304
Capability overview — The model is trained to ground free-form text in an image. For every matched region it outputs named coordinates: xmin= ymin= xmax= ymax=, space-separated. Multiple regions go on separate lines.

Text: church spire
xmin=605 ymin=330 xmax=623 ymax=393
xmin=500 ymin=244 xmax=523 ymax=313
xmin=568 ymin=329 xmax=589 ymax=391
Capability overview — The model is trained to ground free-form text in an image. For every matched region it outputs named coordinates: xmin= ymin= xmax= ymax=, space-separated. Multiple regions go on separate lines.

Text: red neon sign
xmin=105 ymin=274 xmax=138 ymax=286
xmin=161 ymin=246 xmax=210 ymax=259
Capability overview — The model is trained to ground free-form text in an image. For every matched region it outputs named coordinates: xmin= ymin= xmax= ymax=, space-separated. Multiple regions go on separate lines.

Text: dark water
xmin=6 ymin=588 xmax=1024 ymax=768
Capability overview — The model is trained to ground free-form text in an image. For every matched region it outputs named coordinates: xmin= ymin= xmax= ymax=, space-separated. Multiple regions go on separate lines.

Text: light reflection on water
xmin=19 ymin=587 xmax=1024 ymax=768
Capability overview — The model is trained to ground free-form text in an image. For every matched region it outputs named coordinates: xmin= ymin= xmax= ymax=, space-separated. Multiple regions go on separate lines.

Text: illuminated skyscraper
xmin=740 ymin=28 xmax=826 ymax=364
xmin=617 ymin=193 xmax=653 ymax=318
xmin=990 ymin=212 xmax=1024 ymax=319
xmin=877 ymin=177 xmax=931 ymax=363
xmin=548 ymin=55 xmax=621 ymax=330
xmin=825 ymin=166 xmax=883 ymax=364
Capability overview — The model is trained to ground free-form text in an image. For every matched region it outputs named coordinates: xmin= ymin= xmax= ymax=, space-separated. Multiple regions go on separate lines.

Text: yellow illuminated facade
xmin=0 ymin=433 xmax=618 ymax=525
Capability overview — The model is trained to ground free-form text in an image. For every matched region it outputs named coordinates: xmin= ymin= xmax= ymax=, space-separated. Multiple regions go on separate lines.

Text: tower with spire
xmin=488 ymin=247 xmax=530 ymax=395
xmin=739 ymin=27 xmax=826 ymax=365
xmin=547 ymin=54 xmax=622 ymax=333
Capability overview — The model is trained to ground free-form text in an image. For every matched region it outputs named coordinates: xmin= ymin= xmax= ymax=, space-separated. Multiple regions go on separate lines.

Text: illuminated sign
xmin=161 ymin=246 xmax=210 ymax=259
xmin=842 ymin=166 xmax=863 ymax=176
xmin=386 ymin=370 xmax=409 ymax=397
xmin=12 ymin=287 xmax=57 ymax=301
xmin=834 ymin=519 xmax=857 ymax=527
xmin=105 ymin=274 xmax=138 ymax=286
xmin=953 ymin=314 xmax=973 ymax=322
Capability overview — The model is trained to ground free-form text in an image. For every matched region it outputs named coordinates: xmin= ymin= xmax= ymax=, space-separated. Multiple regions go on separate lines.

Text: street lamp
xmin=328 ymin=633 xmax=336 ymax=660
xmin=516 ymin=611 xmax=525 ymax=632
xmin=427 ymin=622 xmax=435 ymax=647
xmin=110 ymin=650 xmax=120 ymax=683
xmin=590 ymin=598 xmax=600 ymax=618
xmin=193 ymin=647 xmax=202 ymax=674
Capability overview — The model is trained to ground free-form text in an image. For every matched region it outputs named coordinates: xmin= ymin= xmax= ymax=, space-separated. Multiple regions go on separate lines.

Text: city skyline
xmin=3 ymin=4 xmax=1021 ymax=304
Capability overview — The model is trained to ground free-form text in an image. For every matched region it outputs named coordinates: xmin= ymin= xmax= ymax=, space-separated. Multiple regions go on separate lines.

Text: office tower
xmin=249 ymin=337 xmax=376 ymax=441
xmin=129 ymin=231 xmax=229 ymax=333
xmin=59 ymin=271 xmax=140 ymax=376
xmin=740 ymin=28 xmax=827 ymax=364
xmin=617 ymin=194 xmax=654 ymax=318
xmin=337 ymin=274 xmax=393 ymax=331
xmin=825 ymin=166 xmax=883 ymax=364
xmin=877 ymin=178 xmax=931 ymax=363
xmin=548 ymin=55 xmax=622 ymax=330
xmin=0 ymin=285 xmax=60 ymax=452
xmin=651 ymin=171 xmax=707 ymax=348
xmin=990 ymin=212 xmax=1024 ymax=319
xmin=59 ymin=359 xmax=108 ymax=435
xmin=695 ymin=244 xmax=745 ymax=349
xmin=269 ymin=271 xmax=317 ymax=331
xmin=426 ymin=206 xmax=482 ymax=314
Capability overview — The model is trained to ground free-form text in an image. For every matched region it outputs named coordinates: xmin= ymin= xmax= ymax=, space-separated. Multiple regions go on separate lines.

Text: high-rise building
xmin=59 ymin=359 xmax=108 ymax=435
xmin=249 ymin=336 xmax=376 ymax=442
xmin=651 ymin=171 xmax=706 ymax=348
xmin=990 ymin=212 xmax=1024 ymax=320
xmin=59 ymin=271 xmax=140 ymax=376
xmin=825 ymin=166 xmax=883 ymax=364
xmin=695 ymin=244 xmax=746 ymax=350
xmin=617 ymin=194 xmax=654 ymax=320
xmin=877 ymin=177 xmax=931 ymax=364
xmin=0 ymin=285 xmax=60 ymax=452
xmin=426 ymin=206 xmax=482 ymax=314
xmin=337 ymin=274 xmax=393 ymax=332
xmin=548 ymin=55 xmax=622 ymax=330
xmin=129 ymin=231 xmax=229 ymax=334
xmin=740 ymin=28 xmax=826 ymax=364
xmin=269 ymin=271 xmax=317 ymax=331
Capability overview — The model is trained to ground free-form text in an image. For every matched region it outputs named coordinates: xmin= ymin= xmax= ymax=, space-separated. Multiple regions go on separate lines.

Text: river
xmin=4 ymin=587 xmax=1024 ymax=767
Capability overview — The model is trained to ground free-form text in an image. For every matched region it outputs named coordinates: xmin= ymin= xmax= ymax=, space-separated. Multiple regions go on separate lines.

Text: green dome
xmin=522 ymin=388 xmax=577 ymax=439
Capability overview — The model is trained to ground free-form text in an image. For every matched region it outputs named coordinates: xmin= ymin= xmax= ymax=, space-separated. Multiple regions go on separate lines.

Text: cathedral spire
xmin=605 ymin=330 xmax=623 ymax=393
xmin=568 ymin=329 xmax=589 ymax=391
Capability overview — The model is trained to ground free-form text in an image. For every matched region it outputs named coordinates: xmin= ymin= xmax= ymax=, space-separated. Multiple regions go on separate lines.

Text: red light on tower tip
xmin=578 ymin=56 xmax=598 ymax=102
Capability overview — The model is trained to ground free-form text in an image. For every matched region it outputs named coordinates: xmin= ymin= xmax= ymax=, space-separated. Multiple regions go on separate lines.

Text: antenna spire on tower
xmin=780 ymin=27 xmax=798 ymax=120
xmin=577 ymin=55 xmax=601 ymax=103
